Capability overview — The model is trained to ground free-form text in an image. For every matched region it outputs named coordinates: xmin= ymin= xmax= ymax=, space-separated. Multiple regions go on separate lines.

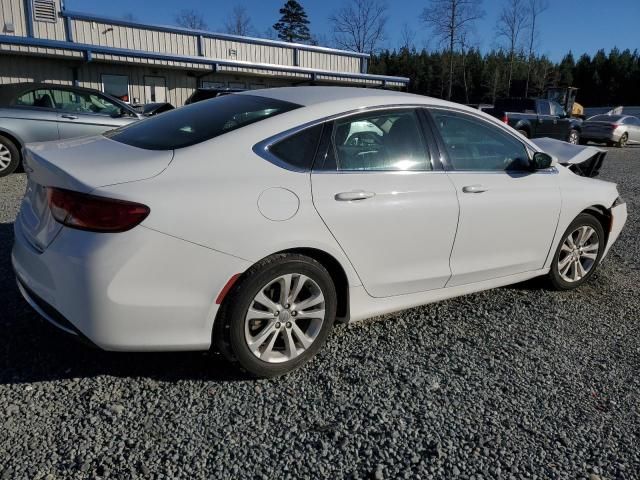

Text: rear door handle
xmin=334 ymin=191 xmax=375 ymax=201
xmin=462 ymin=185 xmax=488 ymax=194
xmin=60 ymin=114 xmax=78 ymax=120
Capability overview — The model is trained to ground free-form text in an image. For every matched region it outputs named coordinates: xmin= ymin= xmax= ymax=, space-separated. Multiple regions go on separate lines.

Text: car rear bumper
xmin=12 ymin=219 xmax=251 ymax=351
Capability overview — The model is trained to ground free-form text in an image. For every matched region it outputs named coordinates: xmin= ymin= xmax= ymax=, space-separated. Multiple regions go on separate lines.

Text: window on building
xmin=102 ymin=74 xmax=130 ymax=102
xmin=202 ymin=81 xmax=226 ymax=89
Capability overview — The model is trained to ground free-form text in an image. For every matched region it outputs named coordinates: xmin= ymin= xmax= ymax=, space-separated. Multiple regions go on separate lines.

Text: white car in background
xmin=12 ymin=87 xmax=627 ymax=377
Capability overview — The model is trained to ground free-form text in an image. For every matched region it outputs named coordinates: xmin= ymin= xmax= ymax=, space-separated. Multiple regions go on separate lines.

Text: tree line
xmin=165 ymin=0 xmax=639 ymax=107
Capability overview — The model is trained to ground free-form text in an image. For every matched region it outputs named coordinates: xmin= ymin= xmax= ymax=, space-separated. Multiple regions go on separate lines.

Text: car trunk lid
xmin=18 ymin=135 xmax=172 ymax=251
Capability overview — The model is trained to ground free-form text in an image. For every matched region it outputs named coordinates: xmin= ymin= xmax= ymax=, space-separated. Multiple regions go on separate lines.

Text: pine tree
xmin=273 ymin=1 xmax=311 ymax=43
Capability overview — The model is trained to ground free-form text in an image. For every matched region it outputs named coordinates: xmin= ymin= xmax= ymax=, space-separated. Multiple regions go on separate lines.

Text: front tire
xmin=547 ymin=213 xmax=605 ymax=290
xmin=0 ymin=135 xmax=20 ymax=178
xmin=214 ymin=254 xmax=337 ymax=378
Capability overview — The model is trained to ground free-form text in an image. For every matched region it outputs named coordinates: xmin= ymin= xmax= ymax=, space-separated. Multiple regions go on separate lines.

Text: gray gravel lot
xmin=1 ymin=148 xmax=639 ymax=479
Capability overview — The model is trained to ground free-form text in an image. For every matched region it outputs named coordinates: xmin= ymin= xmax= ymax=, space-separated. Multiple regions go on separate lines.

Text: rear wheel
xmin=568 ymin=129 xmax=580 ymax=145
xmin=214 ymin=254 xmax=337 ymax=377
xmin=616 ymin=133 xmax=628 ymax=148
xmin=516 ymin=129 xmax=529 ymax=138
xmin=0 ymin=135 xmax=20 ymax=178
xmin=547 ymin=213 xmax=605 ymax=290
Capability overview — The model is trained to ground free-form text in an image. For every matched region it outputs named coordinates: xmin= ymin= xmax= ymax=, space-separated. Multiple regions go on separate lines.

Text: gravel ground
xmin=1 ymin=148 xmax=639 ymax=479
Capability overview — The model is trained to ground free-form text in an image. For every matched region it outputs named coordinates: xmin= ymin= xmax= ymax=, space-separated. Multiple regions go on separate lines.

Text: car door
xmin=52 ymin=88 xmax=135 ymax=139
xmin=427 ymin=108 xmax=561 ymax=287
xmin=311 ymin=108 xmax=459 ymax=298
xmin=550 ymin=100 xmax=571 ymax=140
xmin=623 ymin=116 xmax=640 ymax=143
xmin=534 ymin=100 xmax=556 ymax=138
xmin=9 ymin=87 xmax=60 ymax=143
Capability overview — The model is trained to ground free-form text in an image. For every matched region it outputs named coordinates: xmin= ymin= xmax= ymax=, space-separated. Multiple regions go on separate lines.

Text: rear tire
xmin=616 ymin=133 xmax=628 ymax=148
xmin=214 ymin=253 xmax=337 ymax=378
xmin=516 ymin=129 xmax=529 ymax=138
xmin=547 ymin=213 xmax=605 ymax=291
xmin=0 ymin=135 xmax=20 ymax=178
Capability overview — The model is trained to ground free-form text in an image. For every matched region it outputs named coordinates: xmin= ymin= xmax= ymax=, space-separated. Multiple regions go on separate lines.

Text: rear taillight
xmin=501 ymin=114 xmax=509 ymax=124
xmin=47 ymin=187 xmax=150 ymax=233
xmin=610 ymin=124 xmax=620 ymax=129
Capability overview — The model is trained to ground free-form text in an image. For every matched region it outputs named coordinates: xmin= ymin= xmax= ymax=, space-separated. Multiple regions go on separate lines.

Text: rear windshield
xmin=107 ymin=94 xmax=300 ymax=150
xmin=494 ymin=98 xmax=535 ymax=113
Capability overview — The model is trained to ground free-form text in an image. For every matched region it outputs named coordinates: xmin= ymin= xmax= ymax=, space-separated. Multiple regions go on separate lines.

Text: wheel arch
xmin=580 ymin=205 xmax=611 ymax=244
xmin=277 ymin=247 xmax=350 ymax=323
xmin=0 ymin=128 xmax=25 ymax=158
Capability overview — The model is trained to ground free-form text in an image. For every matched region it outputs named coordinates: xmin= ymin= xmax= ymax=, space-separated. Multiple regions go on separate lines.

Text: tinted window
xmin=332 ymin=110 xmax=430 ymax=171
xmin=108 ymin=94 xmax=300 ymax=150
xmin=537 ymin=100 xmax=551 ymax=115
xmin=51 ymin=89 xmax=123 ymax=116
xmin=623 ymin=116 xmax=639 ymax=125
xmin=550 ymin=101 xmax=565 ymax=117
xmin=16 ymin=89 xmax=56 ymax=109
xmin=431 ymin=110 xmax=530 ymax=171
xmin=269 ymin=124 xmax=323 ymax=171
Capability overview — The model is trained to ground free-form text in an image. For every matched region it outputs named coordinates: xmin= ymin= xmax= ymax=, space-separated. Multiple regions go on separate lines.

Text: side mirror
xmin=531 ymin=152 xmax=555 ymax=170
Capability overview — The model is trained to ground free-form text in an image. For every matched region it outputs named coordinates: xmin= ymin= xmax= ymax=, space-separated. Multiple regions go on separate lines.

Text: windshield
xmin=107 ymin=94 xmax=300 ymax=150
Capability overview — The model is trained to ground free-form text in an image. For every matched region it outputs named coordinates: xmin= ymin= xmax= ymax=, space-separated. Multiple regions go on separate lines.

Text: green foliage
xmin=370 ymin=47 xmax=640 ymax=107
xmin=273 ymin=0 xmax=311 ymax=43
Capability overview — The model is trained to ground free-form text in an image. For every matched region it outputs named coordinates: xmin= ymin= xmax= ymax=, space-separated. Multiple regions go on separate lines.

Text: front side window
xmin=15 ymin=89 xmax=55 ymax=109
xmin=108 ymin=94 xmax=300 ymax=150
xmin=431 ymin=110 xmax=530 ymax=171
xmin=550 ymin=101 xmax=565 ymax=117
xmin=332 ymin=110 xmax=430 ymax=171
xmin=51 ymin=89 xmax=123 ymax=116
xmin=102 ymin=74 xmax=130 ymax=102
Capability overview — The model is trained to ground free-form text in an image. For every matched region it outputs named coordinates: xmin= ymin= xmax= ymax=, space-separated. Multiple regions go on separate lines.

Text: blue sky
xmin=65 ymin=0 xmax=640 ymax=61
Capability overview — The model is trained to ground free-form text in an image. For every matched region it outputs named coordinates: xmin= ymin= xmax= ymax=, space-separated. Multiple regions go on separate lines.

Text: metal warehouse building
xmin=0 ymin=0 xmax=408 ymax=106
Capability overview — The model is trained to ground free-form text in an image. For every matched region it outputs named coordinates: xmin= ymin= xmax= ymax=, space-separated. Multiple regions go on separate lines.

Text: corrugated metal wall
xmin=0 ymin=0 xmax=27 ymax=36
xmin=32 ymin=0 xmax=66 ymax=41
xmin=71 ymin=20 xmax=199 ymax=57
xmin=0 ymin=54 xmax=73 ymax=84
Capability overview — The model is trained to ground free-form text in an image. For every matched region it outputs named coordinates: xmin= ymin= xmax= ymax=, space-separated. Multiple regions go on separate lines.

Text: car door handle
xmin=61 ymin=114 xmax=78 ymax=120
xmin=334 ymin=191 xmax=375 ymax=201
xmin=462 ymin=185 xmax=488 ymax=194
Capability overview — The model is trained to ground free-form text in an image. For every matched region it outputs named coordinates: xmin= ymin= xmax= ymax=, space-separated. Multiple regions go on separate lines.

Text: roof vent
xmin=33 ymin=0 xmax=57 ymax=23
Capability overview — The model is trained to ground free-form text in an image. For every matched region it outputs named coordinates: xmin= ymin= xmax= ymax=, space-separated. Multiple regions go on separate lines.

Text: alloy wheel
xmin=619 ymin=133 xmax=628 ymax=148
xmin=568 ymin=130 xmax=579 ymax=144
xmin=557 ymin=225 xmax=600 ymax=283
xmin=244 ymin=273 xmax=326 ymax=363
xmin=0 ymin=144 xmax=11 ymax=171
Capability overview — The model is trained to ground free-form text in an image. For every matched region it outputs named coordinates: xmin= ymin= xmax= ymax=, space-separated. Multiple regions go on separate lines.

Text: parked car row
xmin=11 ymin=87 xmax=627 ymax=377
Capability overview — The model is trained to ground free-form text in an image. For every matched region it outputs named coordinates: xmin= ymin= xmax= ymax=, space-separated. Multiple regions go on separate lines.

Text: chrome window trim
xmin=253 ymin=103 xmax=443 ymax=173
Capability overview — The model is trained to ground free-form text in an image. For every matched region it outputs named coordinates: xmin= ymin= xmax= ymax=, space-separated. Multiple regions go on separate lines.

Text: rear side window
xmin=107 ymin=94 xmax=300 ymax=150
xmin=269 ymin=124 xmax=323 ymax=171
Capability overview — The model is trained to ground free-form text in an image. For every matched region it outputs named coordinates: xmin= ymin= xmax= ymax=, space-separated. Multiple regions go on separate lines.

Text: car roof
xmin=239 ymin=86 xmax=458 ymax=110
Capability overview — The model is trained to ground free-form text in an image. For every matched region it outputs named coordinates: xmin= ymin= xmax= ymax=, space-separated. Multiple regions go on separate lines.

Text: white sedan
xmin=12 ymin=87 xmax=627 ymax=377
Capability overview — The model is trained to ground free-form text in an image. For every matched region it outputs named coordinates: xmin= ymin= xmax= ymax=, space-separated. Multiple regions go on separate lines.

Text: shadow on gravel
xmin=0 ymin=222 xmax=245 ymax=385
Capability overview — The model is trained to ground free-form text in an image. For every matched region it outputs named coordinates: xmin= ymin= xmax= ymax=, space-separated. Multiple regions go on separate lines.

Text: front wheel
xmin=568 ymin=129 xmax=580 ymax=145
xmin=547 ymin=213 xmax=605 ymax=290
xmin=214 ymin=254 xmax=337 ymax=378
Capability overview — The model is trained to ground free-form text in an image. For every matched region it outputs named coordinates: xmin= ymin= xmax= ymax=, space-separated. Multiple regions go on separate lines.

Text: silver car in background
xmin=581 ymin=114 xmax=640 ymax=148
xmin=0 ymin=83 xmax=142 ymax=177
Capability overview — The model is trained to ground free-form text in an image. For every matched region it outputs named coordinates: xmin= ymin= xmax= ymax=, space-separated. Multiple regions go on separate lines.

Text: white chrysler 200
xmin=12 ymin=87 xmax=627 ymax=377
